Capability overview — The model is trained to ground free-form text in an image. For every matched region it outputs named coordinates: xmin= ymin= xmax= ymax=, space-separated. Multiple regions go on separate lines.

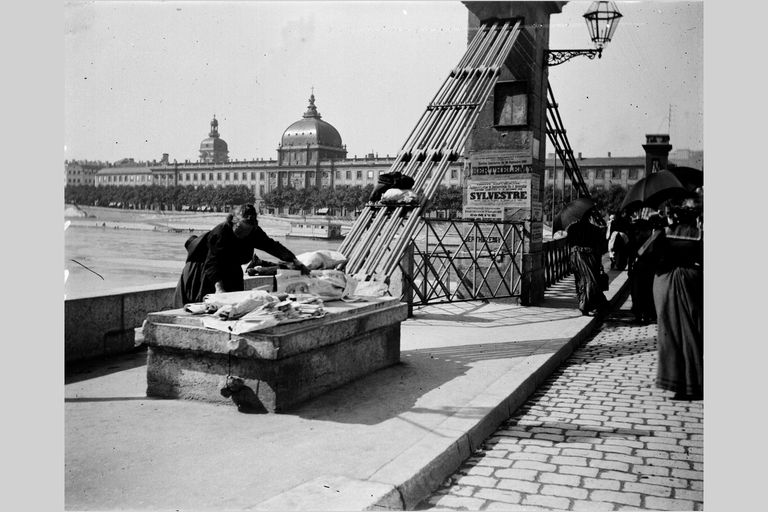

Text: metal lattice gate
xmin=396 ymin=219 xmax=528 ymax=307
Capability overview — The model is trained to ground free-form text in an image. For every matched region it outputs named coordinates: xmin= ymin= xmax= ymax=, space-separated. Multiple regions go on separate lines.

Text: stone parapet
xmin=64 ymin=276 xmax=274 ymax=364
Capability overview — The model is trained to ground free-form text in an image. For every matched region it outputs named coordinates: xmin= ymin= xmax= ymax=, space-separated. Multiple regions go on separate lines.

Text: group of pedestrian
xmin=603 ymin=194 xmax=703 ymax=401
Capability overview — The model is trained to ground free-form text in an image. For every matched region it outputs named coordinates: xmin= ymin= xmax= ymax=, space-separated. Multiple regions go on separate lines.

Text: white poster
xmin=462 ymin=205 xmax=506 ymax=220
xmin=466 ymin=179 xmax=530 ymax=208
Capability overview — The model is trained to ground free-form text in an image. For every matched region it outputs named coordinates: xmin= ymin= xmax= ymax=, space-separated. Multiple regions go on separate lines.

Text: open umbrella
xmin=667 ymin=166 xmax=703 ymax=192
xmin=553 ymin=197 xmax=595 ymax=232
xmin=620 ymin=170 xmax=690 ymax=211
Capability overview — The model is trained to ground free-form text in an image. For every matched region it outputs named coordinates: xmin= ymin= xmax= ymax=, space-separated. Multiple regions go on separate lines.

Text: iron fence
xmin=542 ymin=236 xmax=571 ymax=287
xmin=397 ymin=219 xmax=527 ymax=307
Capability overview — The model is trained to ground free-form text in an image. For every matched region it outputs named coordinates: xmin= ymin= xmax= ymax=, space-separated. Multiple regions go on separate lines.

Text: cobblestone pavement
xmin=416 ymin=297 xmax=703 ymax=511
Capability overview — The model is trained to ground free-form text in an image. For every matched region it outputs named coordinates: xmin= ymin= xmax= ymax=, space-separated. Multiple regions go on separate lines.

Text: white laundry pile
xmin=294 ymin=250 xmax=347 ymax=270
xmin=276 ymin=269 xmax=391 ymax=302
xmin=379 ymin=188 xmax=419 ymax=205
xmin=183 ymin=289 xmax=326 ymax=335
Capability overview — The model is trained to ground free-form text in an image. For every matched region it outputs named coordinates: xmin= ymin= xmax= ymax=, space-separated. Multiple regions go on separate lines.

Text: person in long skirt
xmin=566 ymin=215 xmax=608 ymax=316
xmin=628 ymin=216 xmax=660 ymax=324
xmin=172 ymin=232 xmax=211 ymax=308
xmin=646 ymin=204 xmax=703 ymax=400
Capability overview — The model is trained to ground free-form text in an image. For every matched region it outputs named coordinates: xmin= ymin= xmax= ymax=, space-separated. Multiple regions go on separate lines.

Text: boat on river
xmin=286 ymin=220 xmax=344 ymax=240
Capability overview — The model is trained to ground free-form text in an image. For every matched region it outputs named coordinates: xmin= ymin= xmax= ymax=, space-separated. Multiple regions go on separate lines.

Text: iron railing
xmin=397 ymin=219 xmax=527 ymax=308
xmin=542 ymin=236 xmax=571 ymax=287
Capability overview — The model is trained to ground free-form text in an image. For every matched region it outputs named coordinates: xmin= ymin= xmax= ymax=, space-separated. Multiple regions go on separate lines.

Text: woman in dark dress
xmin=172 ymin=232 xmax=211 ymax=308
xmin=566 ymin=215 xmax=608 ymax=316
xmin=646 ymin=205 xmax=703 ymax=400
xmin=173 ymin=204 xmax=309 ymax=307
xmin=628 ymin=216 xmax=658 ymax=324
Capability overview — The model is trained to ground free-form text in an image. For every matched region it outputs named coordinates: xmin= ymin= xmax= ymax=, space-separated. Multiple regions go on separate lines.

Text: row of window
xmin=333 ymin=169 xmax=460 ymax=181
xmin=96 ymin=171 xmax=267 ymax=184
xmin=179 ymin=171 xmax=264 ymax=182
xmin=547 ymin=168 xmax=641 ymax=181
xmin=95 ymin=167 xmax=463 ymax=185
xmin=97 ymin=174 xmax=153 ymax=183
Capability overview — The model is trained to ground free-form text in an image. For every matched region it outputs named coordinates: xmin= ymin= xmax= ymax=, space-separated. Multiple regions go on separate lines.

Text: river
xmin=64 ymin=224 xmax=342 ymax=299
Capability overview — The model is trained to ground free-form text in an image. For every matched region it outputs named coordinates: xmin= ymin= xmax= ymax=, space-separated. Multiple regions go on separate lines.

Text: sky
xmin=64 ymin=1 xmax=703 ymax=163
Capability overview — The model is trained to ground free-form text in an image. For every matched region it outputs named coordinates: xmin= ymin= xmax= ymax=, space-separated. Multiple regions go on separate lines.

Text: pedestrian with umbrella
xmin=620 ymin=169 xmax=691 ymax=212
xmin=640 ymin=197 xmax=703 ymax=400
xmin=556 ymin=198 xmax=609 ymax=316
xmin=622 ymin=170 xmax=692 ymax=324
xmin=667 ymin=165 xmax=703 ymax=193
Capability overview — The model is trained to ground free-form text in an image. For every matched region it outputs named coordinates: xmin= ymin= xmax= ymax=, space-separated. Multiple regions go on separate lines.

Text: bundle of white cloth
xmin=194 ymin=290 xmax=326 ymax=335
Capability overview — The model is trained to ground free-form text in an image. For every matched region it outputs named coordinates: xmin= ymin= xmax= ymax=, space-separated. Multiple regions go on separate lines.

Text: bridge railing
xmin=542 ymin=236 xmax=571 ymax=287
xmin=395 ymin=219 xmax=527 ymax=311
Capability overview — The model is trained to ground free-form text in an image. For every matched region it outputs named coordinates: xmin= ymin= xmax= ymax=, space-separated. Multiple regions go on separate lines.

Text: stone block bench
xmin=143 ymin=297 xmax=408 ymax=412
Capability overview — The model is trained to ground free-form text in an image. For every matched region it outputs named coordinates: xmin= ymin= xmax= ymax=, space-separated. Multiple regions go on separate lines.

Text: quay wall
xmin=65 ymin=276 xmax=274 ymax=364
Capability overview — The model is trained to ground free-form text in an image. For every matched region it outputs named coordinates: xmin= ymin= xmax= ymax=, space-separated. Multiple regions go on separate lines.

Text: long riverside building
xmin=86 ymin=94 xmax=702 ymax=211
xmin=91 ymin=93 xmax=465 ymax=212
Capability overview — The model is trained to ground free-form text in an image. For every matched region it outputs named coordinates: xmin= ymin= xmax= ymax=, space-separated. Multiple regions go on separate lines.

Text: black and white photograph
xmin=51 ymin=0 xmax=736 ymax=510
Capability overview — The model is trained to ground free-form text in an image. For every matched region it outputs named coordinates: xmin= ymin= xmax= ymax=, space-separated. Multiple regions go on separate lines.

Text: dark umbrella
xmin=668 ymin=166 xmax=703 ymax=192
xmin=620 ymin=170 xmax=690 ymax=211
xmin=553 ymin=197 xmax=595 ymax=232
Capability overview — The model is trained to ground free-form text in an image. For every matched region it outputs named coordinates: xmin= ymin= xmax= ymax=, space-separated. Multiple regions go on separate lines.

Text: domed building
xmin=199 ymin=115 xmax=229 ymax=164
xmin=277 ymin=93 xmax=347 ymax=166
xmin=99 ymin=91 xmax=464 ymax=215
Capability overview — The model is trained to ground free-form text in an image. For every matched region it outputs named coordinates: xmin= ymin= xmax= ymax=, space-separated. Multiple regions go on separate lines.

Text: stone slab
xmin=144 ymin=296 xmax=406 ymax=359
xmin=144 ymin=297 xmax=408 ymax=412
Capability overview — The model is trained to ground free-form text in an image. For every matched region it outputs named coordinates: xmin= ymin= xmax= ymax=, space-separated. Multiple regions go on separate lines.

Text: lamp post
xmin=547 ymin=0 xmax=623 ymax=66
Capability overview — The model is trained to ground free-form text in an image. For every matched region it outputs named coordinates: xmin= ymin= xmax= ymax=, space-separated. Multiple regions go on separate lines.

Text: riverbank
xmin=64 ymin=206 xmax=350 ymax=299
xmin=64 ymin=205 xmax=354 ymax=236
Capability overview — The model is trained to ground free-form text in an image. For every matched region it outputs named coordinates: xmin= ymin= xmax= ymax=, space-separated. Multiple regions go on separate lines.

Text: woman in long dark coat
xmin=566 ymin=215 xmax=608 ymax=316
xmin=628 ymin=217 xmax=658 ymax=324
xmin=173 ymin=204 xmax=309 ymax=307
xmin=646 ymin=206 xmax=703 ymax=400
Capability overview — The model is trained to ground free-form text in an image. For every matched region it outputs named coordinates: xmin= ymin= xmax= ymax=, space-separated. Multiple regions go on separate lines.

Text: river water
xmin=64 ymin=225 xmax=342 ymax=299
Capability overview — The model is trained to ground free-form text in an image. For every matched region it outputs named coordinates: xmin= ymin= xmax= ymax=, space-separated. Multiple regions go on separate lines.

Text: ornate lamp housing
xmin=547 ymin=0 xmax=623 ymax=66
xmin=583 ymin=0 xmax=623 ymax=49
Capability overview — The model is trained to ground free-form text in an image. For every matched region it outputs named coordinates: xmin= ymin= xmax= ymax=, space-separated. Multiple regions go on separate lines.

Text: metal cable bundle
xmin=545 ymin=82 xmax=590 ymax=198
xmin=340 ymin=20 xmax=524 ymax=280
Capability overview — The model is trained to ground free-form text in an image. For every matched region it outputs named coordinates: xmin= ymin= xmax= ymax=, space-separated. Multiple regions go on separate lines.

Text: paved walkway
xmin=416 ymin=297 xmax=703 ymax=511
xmin=65 ymin=263 xmax=636 ymax=511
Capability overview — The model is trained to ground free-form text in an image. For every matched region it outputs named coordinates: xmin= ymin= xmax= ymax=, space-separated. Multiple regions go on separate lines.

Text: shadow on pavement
xmin=64 ymin=396 xmax=159 ymax=403
xmin=293 ymin=339 xmax=566 ymax=427
xmin=405 ymin=339 xmax=570 ymax=364
xmin=65 ymin=349 xmax=148 ymax=384
xmin=292 ymin=353 xmax=468 ymax=427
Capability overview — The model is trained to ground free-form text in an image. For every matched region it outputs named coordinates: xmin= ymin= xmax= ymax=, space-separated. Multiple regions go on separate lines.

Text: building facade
xmin=65 ymin=160 xmax=108 ymax=186
xmin=544 ymin=135 xmax=703 ymax=192
xmin=93 ymin=94 xmax=465 ymax=208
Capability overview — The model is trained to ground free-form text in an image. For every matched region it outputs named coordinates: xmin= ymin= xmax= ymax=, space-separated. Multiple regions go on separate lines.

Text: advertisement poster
xmin=469 ymin=149 xmax=533 ymax=177
xmin=530 ymin=201 xmax=542 ymax=222
xmin=462 ymin=205 xmax=507 ymax=221
xmin=530 ymin=222 xmax=543 ymax=240
xmin=466 ymin=179 xmax=531 ymax=208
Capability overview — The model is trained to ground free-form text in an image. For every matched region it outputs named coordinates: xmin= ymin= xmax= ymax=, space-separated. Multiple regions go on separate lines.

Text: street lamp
xmin=547 ymin=1 xmax=623 ymax=66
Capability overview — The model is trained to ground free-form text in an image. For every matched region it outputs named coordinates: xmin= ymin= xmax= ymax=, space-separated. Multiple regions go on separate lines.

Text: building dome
xmin=199 ymin=115 xmax=229 ymax=164
xmin=280 ymin=93 xmax=343 ymax=149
